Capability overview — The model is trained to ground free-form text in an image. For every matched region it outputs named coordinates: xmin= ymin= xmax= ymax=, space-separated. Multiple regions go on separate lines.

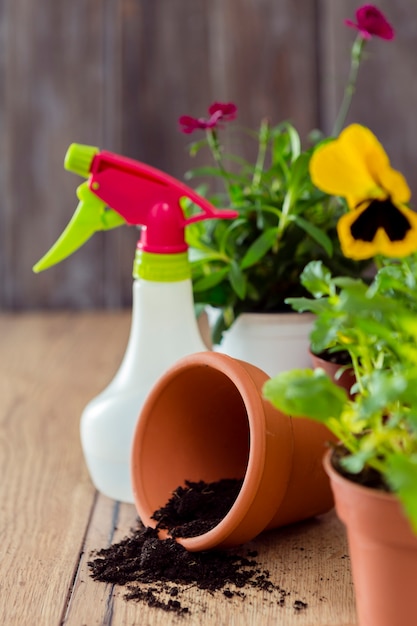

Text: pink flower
xmin=208 ymin=102 xmax=238 ymax=122
xmin=179 ymin=102 xmax=238 ymax=134
xmin=345 ymin=5 xmax=394 ymax=40
xmin=178 ymin=116 xmax=212 ymax=134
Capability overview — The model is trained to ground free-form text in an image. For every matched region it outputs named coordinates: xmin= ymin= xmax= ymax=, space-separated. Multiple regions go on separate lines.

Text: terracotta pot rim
xmin=323 ymin=447 xmax=395 ymax=504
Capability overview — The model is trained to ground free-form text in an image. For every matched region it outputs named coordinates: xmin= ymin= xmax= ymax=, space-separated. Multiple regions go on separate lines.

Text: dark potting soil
xmin=88 ymin=478 xmax=309 ymax=616
xmin=152 ymin=478 xmax=244 ymax=537
xmin=331 ymin=444 xmax=390 ymax=491
xmin=315 ymin=348 xmax=352 ymax=366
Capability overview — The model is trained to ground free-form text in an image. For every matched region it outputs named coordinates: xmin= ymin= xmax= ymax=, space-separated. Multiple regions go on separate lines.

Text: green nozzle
xmin=33 ymin=181 xmax=125 ymax=273
xmin=64 ymin=143 xmax=99 ymax=178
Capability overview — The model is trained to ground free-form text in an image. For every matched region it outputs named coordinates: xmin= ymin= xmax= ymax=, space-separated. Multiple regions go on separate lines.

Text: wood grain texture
xmin=1 ymin=0 xmax=320 ymax=310
xmin=4 ymin=1 xmax=414 ymax=309
xmin=0 ymin=312 xmax=357 ymax=625
xmin=66 ymin=499 xmax=356 ymax=626
xmin=0 ymin=312 xmax=130 ymax=626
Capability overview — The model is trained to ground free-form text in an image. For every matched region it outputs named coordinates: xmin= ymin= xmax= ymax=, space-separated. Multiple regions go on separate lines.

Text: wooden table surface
xmin=0 ymin=312 xmax=357 ymax=626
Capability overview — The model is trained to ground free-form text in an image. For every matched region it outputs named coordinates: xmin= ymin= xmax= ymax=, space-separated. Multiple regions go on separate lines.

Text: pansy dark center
xmin=351 ymin=198 xmax=411 ymax=242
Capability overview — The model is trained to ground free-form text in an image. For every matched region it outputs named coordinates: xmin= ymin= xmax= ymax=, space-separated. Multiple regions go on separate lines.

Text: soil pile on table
xmin=88 ymin=478 xmax=307 ymax=616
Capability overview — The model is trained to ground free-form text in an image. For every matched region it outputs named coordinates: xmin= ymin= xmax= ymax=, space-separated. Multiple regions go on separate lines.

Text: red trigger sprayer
xmin=34 ymin=144 xmax=238 ymax=502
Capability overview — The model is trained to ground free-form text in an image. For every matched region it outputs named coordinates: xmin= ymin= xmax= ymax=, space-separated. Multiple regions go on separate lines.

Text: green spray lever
xmin=33 ymin=181 xmax=125 ymax=273
xmin=33 ymin=143 xmax=238 ymax=273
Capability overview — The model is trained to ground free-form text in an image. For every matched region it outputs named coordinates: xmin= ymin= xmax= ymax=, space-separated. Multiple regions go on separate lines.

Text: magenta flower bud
xmin=345 ymin=4 xmax=395 ymax=40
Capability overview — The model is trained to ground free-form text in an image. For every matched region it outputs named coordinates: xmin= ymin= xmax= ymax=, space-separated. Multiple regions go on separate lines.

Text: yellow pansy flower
xmin=310 ymin=124 xmax=417 ymax=259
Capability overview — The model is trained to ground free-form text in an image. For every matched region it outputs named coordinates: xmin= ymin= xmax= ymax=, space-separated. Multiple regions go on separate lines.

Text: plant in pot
xmin=263 ymin=122 xmax=417 ymax=626
xmin=284 ymin=260 xmax=365 ymax=394
xmin=177 ymin=4 xmax=394 ymax=375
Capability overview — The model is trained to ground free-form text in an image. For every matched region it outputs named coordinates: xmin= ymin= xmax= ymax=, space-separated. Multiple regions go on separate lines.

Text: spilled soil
xmin=88 ymin=478 xmax=309 ymax=616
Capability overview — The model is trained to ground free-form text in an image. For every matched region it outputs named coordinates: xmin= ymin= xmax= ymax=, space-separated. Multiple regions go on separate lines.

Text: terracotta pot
xmin=131 ymin=351 xmax=334 ymax=551
xmin=216 ymin=312 xmax=315 ymax=377
xmin=310 ymin=350 xmax=356 ymax=396
xmin=323 ymin=450 xmax=417 ymax=626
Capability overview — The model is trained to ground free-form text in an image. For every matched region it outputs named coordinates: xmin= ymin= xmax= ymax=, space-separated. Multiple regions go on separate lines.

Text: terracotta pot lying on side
xmin=131 ymin=351 xmax=335 ymax=551
xmin=323 ymin=449 xmax=417 ymax=626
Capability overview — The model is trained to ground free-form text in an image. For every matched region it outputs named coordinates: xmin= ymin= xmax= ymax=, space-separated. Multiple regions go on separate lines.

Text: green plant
xmin=264 ymin=259 xmax=417 ymax=532
xmin=178 ymin=5 xmax=394 ymax=342
xmin=263 ymin=123 xmax=417 ymax=533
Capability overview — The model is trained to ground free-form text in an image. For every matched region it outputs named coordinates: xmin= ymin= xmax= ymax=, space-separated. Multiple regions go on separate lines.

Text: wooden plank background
xmin=1 ymin=0 xmax=416 ymax=310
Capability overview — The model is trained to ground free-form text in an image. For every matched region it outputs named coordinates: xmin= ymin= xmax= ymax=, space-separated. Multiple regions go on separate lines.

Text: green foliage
xmin=263 ymin=368 xmax=348 ymax=423
xmin=263 ymin=255 xmax=417 ymax=533
xmin=183 ymin=122 xmax=367 ymax=339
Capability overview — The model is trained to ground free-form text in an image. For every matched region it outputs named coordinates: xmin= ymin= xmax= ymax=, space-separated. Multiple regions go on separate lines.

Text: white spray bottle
xmin=33 ymin=144 xmax=237 ymax=502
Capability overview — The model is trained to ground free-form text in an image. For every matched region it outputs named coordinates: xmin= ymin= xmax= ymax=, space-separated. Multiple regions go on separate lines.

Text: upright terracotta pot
xmin=131 ymin=351 xmax=334 ymax=551
xmin=310 ymin=349 xmax=356 ymax=396
xmin=323 ymin=450 xmax=417 ymax=626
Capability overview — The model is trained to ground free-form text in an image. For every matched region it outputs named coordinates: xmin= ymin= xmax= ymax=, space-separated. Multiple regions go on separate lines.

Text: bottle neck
xmin=133 ymin=249 xmax=190 ymax=282
xmin=104 ymin=276 xmax=207 ymax=393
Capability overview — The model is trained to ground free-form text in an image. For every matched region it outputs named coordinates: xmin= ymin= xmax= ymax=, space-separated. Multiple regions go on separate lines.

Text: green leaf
xmin=229 ymin=261 xmax=247 ymax=299
xmin=359 ymin=371 xmax=408 ymax=414
xmin=292 ymin=215 xmax=333 ymax=256
xmin=285 ymin=296 xmax=327 ymax=314
xmin=386 ymin=454 xmax=417 ymax=533
xmin=309 ymin=312 xmax=343 ymax=354
xmin=228 ymin=183 xmax=245 ymax=204
xmin=287 ymin=152 xmax=310 ymax=192
xmin=283 ymin=123 xmax=301 ymax=161
xmin=263 ymin=368 xmax=348 ymax=422
xmin=188 ymin=138 xmax=209 ymax=157
xmin=340 ymin=449 xmax=373 ymax=474
xmin=271 ymin=122 xmax=302 ymax=162
xmin=193 ymin=268 xmax=229 ymax=292
xmin=240 ymin=228 xmax=279 ymax=269
xmin=188 ymin=247 xmax=223 ymax=263
xmin=333 ymin=276 xmax=367 ymax=289
xmin=300 ymin=261 xmax=334 ymax=297
xmin=271 ymin=139 xmax=291 ymax=177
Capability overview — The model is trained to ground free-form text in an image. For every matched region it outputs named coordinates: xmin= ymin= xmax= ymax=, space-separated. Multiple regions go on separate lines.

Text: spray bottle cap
xmin=33 ymin=144 xmax=238 ymax=273
xmin=64 ymin=143 xmax=99 ymax=178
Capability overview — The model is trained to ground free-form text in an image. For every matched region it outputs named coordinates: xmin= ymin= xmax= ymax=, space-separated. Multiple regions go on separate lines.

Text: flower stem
xmin=332 ymin=35 xmax=366 ymax=137
xmin=206 ymin=128 xmax=232 ymax=198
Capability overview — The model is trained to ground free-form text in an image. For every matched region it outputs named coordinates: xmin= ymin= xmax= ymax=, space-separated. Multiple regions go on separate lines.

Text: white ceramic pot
xmin=216 ymin=312 xmax=315 ymax=377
